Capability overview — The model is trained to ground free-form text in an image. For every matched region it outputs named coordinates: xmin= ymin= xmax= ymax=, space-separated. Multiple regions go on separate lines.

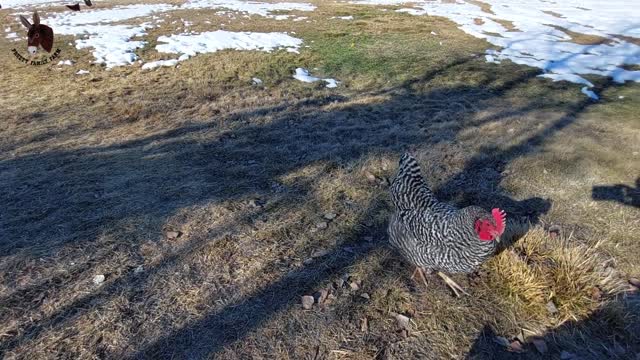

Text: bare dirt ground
xmin=1 ymin=1 xmax=639 ymax=359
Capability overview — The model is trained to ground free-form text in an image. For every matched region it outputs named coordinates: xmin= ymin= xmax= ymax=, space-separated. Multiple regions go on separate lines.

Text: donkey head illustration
xmin=19 ymin=11 xmax=54 ymax=55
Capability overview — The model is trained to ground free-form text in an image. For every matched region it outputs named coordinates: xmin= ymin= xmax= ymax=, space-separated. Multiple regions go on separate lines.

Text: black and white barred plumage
xmin=388 ymin=153 xmax=501 ymax=274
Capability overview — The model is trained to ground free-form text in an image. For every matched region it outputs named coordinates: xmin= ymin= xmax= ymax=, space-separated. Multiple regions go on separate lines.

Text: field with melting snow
xmin=1 ymin=0 xmax=639 ymax=359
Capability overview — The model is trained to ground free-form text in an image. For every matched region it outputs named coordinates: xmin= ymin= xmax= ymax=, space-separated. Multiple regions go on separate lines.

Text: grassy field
xmin=1 ymin=1 xmax=639 ymax=359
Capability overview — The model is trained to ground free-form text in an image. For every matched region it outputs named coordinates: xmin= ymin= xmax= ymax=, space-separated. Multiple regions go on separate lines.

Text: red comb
xmin=492 ymin=208 xmax=506 ymax=235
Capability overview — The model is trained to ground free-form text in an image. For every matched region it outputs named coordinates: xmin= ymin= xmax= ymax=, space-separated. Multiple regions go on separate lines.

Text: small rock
xmin=508 ymin=340 xmax=524 ymax=353
xmin=532 ymin=338 xmax=547 ymax=354
xmin=248 ymin=199 xmax=264 ymax=208
xmin=543 ymin=169 xmax=548 ymax=174
xmin=360 ymin=292 xmax=370 ymax=300
xmin=301 ymin=295 xmax=314 ymax=309
xmin=349 ymin=282 xmax=360 ymax=291
xmin=548 ymin=225 xmax=561 ymax=238
xmin=494 ymin=336 xmax=510 ymax=347
xmin=546 ymin=301 xmax=558 ymax=314
xmin=314 ymin=289 xmax=329 ymax=304
xmin=251 ymin=77 xmax=262 ymax=85
xmin=134 ymin=265 xmax=144 ymax=274
xmin=360 ymin=317 xmax=368 ymax=332
xmin=165 ymin=231 xmax=182 ymax=239
xmin=311 ymin=248 xmax=330 ymax=258
xmin=507 ymin=128 xmax=515 ymax=133
xmin=560 ymin=351 xmax=574 ymax=359
xmin=590 ymin=287 xmax=602 ymax=300
xmin=395 ymin=313 xmax=411 ymax=330
xmin=335 ymin=278 xmax=345 ymax=288
xmin=316 ymin=221 xmax=328 ymax=230
xmin=323 ymin=212 xmax=337 ymax=220
xmin=365 ymin=172 xmax=376 ymax=182
xmin=93 ymin=274 xmax=105 ymax=285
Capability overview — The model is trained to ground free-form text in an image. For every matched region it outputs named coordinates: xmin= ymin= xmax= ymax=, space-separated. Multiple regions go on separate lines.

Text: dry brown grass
xmin=1 ymin=1 xmax=639 ymax=359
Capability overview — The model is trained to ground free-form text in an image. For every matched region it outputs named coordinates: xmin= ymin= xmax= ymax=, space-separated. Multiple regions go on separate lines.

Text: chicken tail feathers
xmin=390 ymin=153 xmax=437 ymax=211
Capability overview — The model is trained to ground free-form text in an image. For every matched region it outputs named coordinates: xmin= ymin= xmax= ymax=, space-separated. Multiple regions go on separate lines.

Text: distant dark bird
xmin=66 ymin=3 xmax=80 ymax=11
xmin=84 ymin=0 xmax=92 ymax=6
xmin=19 ymin=11 xmax=54 ymax=54
xmin=388 ymin=153 xmax=506 ymax=296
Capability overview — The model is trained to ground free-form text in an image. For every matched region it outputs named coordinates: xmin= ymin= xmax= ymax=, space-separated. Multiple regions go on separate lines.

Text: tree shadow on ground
xmin=466 ymin=293 xmax=640 ymax=360
xmin=592 ymin=178 xmax=640 ymax=209
xmin=0 ymin=59 xmax=609 ymax=358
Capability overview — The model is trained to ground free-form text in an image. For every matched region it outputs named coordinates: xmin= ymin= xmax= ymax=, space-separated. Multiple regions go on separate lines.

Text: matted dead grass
xmin=0 ymin=1 xmax=639 ymax=359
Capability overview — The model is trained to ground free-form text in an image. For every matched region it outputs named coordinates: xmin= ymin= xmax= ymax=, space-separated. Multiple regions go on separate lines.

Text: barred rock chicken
xmin=388 ymin=153 xmax=506 ymax=296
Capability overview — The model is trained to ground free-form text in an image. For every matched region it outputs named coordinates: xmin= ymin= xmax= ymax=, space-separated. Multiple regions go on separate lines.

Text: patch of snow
xmin=485 ymin=54 xmax=500 ymax=64
xmin=57 ymin=60 xmax=73 ymax=65
xmin=142 ymin=58 xmax=179 ymax=70
xmin=350 ymin=0 xmax=406 ymax=4
xmin=293 ymin=68 xmax=340 ymax=88
xmin=182 ymin=0 xmax=316 ymax=18
xmin=155 ymin=30 xmax=303 ymax=56
xmin=2 ymin=0 xmax=65 ymax=8
xmin=5 ymin=32 xmax=18 ymax=39
xmin=332 ymin=16 xmax=354 ymax=20
xmin=581 ymin=87 xmax=599 ymax=100
xmin=76 ymin=69 xmax=90 ymax=74
xmin=537 ymin=73 xmax=594 ymax=87
xmin=293 ymin=17 xmax=308 ymax=22
xmin=44 ymin=4 xmax=175 ymax=68
xmin=252 ymin=77 xmax=263 ymax=85
xmin=351 ymin=0 xmax=640 ymax=95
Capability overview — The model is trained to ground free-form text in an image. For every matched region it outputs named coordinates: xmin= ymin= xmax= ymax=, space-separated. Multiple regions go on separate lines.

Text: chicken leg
xmin=410 ymin=267 xmax=429 ymax=288
xmin=437 ymin=272 xmax=469 ymax=297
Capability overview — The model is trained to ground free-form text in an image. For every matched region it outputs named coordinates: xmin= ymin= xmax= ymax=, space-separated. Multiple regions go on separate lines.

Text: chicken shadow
xmin=592 ymin=178 xmax=640 ymax=209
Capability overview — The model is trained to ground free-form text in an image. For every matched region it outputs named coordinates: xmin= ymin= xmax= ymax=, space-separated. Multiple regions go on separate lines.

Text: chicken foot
xmin=437 ymin=271 xmax=470 ymax=297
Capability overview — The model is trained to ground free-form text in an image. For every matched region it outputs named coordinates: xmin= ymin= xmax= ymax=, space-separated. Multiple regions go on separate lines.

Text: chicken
xmin=388 ymin=153 xmax=506 ymax=296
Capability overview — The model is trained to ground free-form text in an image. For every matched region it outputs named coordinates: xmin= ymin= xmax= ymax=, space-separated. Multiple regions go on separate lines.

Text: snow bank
xmin=2 ymin=0 xmax=65 ymax=8
xmin=43 ymin=4 xmax=175 ymax=68
xmin=155 ymin=30 xmax=303 ymax=56
xmin=182 ymin=0 xmax=316 ymax=17
xmin=352 ymin=0 xmax=640 ymax=98
xmin=10 ymin=0 xmax=315 ymax=68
